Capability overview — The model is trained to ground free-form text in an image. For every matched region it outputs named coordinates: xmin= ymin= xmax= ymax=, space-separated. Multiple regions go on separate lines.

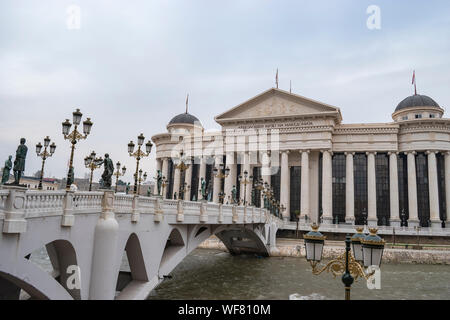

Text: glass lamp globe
xmin=303 ymin=223 xmax=326 ymax=263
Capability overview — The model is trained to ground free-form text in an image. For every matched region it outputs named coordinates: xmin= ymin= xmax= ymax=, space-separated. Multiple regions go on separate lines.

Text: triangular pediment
xmin=215 ymin=88 xmax=341 ymax=124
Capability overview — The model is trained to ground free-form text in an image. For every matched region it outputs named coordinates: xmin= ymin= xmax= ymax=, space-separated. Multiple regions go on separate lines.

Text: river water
xmin=30 ymin=247 xmax=450 ymax=300
xmin=147 ymin=249 xmax=450 ymax=300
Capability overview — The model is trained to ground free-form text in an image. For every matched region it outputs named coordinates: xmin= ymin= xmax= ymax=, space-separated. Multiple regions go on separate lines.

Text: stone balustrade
xmin=0 ymin=188 xmax=280 ymax=234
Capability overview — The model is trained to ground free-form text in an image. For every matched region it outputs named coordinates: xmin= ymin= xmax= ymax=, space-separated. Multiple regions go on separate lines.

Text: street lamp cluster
xmin=238 ymin=170 xmax=252 ymax=206
xmin=35 ymin=136 xmax=56 ymax=190
xmin=84 ymin=151 xmax=103 ymax=191
xmin=303 ymin=224 xmax=385 ymax=300
xmin=128 ymin=133 xmax=153 ymax=195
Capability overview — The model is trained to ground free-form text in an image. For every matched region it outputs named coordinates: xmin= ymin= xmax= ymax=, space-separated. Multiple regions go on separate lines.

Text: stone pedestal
xmin=62 ymin=190 xmax=75 ymax=227
xmin=2 ymin=185 xmax=27 ymax=234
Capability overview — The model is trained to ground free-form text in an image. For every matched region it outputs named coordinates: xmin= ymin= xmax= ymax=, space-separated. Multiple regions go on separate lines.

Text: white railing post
xmin=232 ymin=205 xmax=238 ymax=223
xmin=200 ymin=201 xmax=208 ymax=223
xmin=2 ymin=187 xmax=27 ymax=234
xmin=131 ymin=195 xmax=140 ymax=222
xmin=176 ymin=199 xmax=184 ymax=222
xmin=154 ymin=197 xmax=163 ymax=222
xmin=218 ymin=204 xmax=223 ymax=223
xmin=89 ymin=190 xmax=119 ymax=300
xmin=61 ymin=190 xmax=75 ymax=227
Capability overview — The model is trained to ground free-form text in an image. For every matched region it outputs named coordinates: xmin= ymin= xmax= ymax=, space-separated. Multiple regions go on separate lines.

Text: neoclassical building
xmin=152 ymin=88 xmax=450 ymax=229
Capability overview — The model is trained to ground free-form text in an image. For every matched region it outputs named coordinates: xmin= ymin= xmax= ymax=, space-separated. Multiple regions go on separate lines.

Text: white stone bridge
xmin=0 ymin=188 xmax=282 ymax=300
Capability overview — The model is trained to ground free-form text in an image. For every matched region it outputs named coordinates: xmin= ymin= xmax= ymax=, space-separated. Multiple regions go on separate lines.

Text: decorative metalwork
xmin=84 ymin=151 xmax=103 ymax=191
xmin=113 ymin=161 xmax=126 ymax=193
xmin=128 ymin=133 xmax=152 ymax=194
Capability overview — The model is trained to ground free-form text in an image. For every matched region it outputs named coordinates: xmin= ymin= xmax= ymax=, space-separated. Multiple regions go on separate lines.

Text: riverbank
xmin=198 ymin=236 xmax=450 ymax=265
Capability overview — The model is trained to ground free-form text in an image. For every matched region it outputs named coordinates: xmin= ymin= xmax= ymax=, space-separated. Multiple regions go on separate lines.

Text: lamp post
xmin=128 ymin=133 xmax=153 ymax=195
xmin=213 ymin=163 xmax=229 ymax=199
xmin=134 ymin=169 xmax=147 ymax=195
xmin=35 ymin=136 xmax=56 ymax=190
xmin=180 ymin=182 xmax=190 ymax=200
xmin=253 ymin=178 xmax=264 ymax=208
xmin=62 ymin=108 xmax=93 ymax=190
xmin=218 ymin=191 xmax=225 ymax=204
xmin=84 ymin=151 xmax=103 ymax=191
xmin=238 ymin=170 xmax=252 ymax=206
xmin=113 ymin=161 xmax=126 ymax=193
xmin=303 ymin=224 xmax=385 ymax=300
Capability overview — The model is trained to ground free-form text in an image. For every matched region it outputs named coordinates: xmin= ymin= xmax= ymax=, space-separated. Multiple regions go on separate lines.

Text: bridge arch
xmin=0 ymin=239 xmax=78 ymax=300
xmin=158 ymin=227 xmax=186 ymax=277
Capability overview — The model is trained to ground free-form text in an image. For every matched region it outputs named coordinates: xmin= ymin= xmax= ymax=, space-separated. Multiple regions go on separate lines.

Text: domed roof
xmin=395 ymin=94 xmax=440 ymax=112
xmin=168 ymin=112 xmax=202 ymax=126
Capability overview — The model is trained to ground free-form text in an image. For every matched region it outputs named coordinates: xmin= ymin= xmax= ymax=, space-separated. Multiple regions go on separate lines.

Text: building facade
xmin=152 ymin=88 xmax=450 ymax=229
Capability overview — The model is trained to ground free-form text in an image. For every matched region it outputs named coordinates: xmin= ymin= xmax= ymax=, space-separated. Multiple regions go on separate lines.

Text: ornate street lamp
xmin=84 ymin=151 xmax=103 ymax=191
xmin=134 ymin=169 xmax=147 ymax=195
xmin=35 ymin=136 xmax=56 ymax=190
xmin=303 ymin=224 xmax=385 ymax=300
xmin=238 ymin=170 xmax=252 ymax=206
xmin=213 ymin=162 xmax=229 ymax=201
xmin=179 ymin=181 xmax=190 ymax=200
xmin=218 ymin=191 xmax=225 ymax=204
xmin=62 ymin=109 xmax=93 ymax=190
xmin=175 ymin=150 xmax=190 ymax=173
xmin=113 ymin=161 xmax=126 ymax=193
xmin=128 ymin=133 xmax=152 ymax=194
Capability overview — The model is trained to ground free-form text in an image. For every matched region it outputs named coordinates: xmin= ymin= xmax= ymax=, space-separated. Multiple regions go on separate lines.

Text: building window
xmin=332 ymin=153 xmax=346 ymax=223
xmin=398 ymin=153 xmax=409 ymax=225
xmin=429 ymin=114 xmax=436 ymax=118
xmin=205 ymin=163 xmax=214 ymax=201
xmin=376 ymin=153 xmax=390 ymax=226
xmin=354 ymin=153 xmax=368 ymax=225
xmin=415 ymin=114 xmax=422 ymax=119
xmin=437 ymin=153 xmax=447 ymax=223
xmin=318 ymin=153 xmax=322 ymax=220
xmin=167 ymin=159 xmax=174 ymax=199
xmin=190 ymin=161 xmax=200 ymax=201
xmin=416 ymin=153 xmax=430 ymax=227
xmin=271 ymin=167 xmax=281 ymax=203
xmin=252 ymin=167 xmax=262 ymax=207
xmin=402 ymin=116 xmax=408 ymax=120
xmin=290 ymin=166 xmax=301 ymax=221
xmin=235 ymin=164 xmax=242 ymax=203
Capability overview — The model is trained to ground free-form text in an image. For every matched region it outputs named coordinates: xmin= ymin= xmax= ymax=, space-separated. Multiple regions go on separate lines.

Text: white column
xmin=321 ymin=150 xmax=333 ymax=224
xmin=198 ymin=156 xmax=206 ymax=201
xmin=280 ymin=151 xmax=290 ymax=221
xmin=300 ymin=150 xmax=310 ymax=220
xmin=240 ymin=152 xmax=252 ymax=206
xmin=345 ymin=152 xmax=354 ymax=224
xmin=427 ymin=151 xmax=441 ymax=228
xmin=407 ymin=151 xmax=419 ymax=227
xmin=213 ymin=155 xmax=222 ymax=203
xmin=367 ymin=152 xmax=377 ymax=226
xmin=445 ymin=152 xmax=450 ymax=227
xmin=156 ymin=158 xmax=162 ymax=173
xmin=224 ymin=152 xmax=236 ymax=204
xmin=184 ymin=158 xmax=193 ymax=201
xmin=172 ymin=168 xmax=180 ymax=200
xmin=389 ymin=152 xmax=400 ymax=227
xmin=161 ymin=158 xmax=169 ymax=198
xmin=261 ymin=151 xmax=271 ymax=207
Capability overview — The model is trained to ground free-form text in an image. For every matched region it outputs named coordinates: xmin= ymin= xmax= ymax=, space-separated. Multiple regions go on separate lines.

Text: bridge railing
xmin=0 ymin=188 xmax=283 ymax=234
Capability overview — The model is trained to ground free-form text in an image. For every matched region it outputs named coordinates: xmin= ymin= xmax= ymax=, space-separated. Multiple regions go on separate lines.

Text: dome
xmin=395 ymin=94 xmax=440 ymax=112
xmin=168 ymin=112 xmax=202 ymax=126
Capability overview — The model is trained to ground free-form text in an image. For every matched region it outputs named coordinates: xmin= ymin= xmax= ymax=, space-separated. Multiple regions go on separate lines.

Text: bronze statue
xmin=101 ymin=154 xmax=114 ymax=189
xmin=231 ymin=185 xmax=237 ymax=204
xmin=125 ymin=182 xmax=130 ymax=194
xmin=156 ymin=170 xmax=162 ymax=195
xmin=1 ymin=155 xmax=12 ymax=184
xmin=13 ymin=138 xmax=28 ymax=185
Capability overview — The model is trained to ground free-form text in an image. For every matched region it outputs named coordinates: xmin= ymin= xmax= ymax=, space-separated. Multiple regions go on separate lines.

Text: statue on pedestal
xmin=231 ymin=185 xmax=237 ymax=204
xmin=125 ymin=182 xmax=130 ymax=194
xmin=200 ymin=177 xmax=207 ymax=200
xmin=100 ymin=154 xmax=114 ymax=189
xmin=12 ymin=138 xmax=28 ymax=185
xmin=174 ymin=192 xmax=177 ymax=200
xmin=1 ymin=155 xmax=12 ymax=184
xmin=155 ymin=170 xmax=163 ymax=196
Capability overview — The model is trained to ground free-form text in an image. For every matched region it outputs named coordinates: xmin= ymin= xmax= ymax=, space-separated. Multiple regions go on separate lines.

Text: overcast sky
xmin=1 ymin=0 xmax=449 ymax=184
